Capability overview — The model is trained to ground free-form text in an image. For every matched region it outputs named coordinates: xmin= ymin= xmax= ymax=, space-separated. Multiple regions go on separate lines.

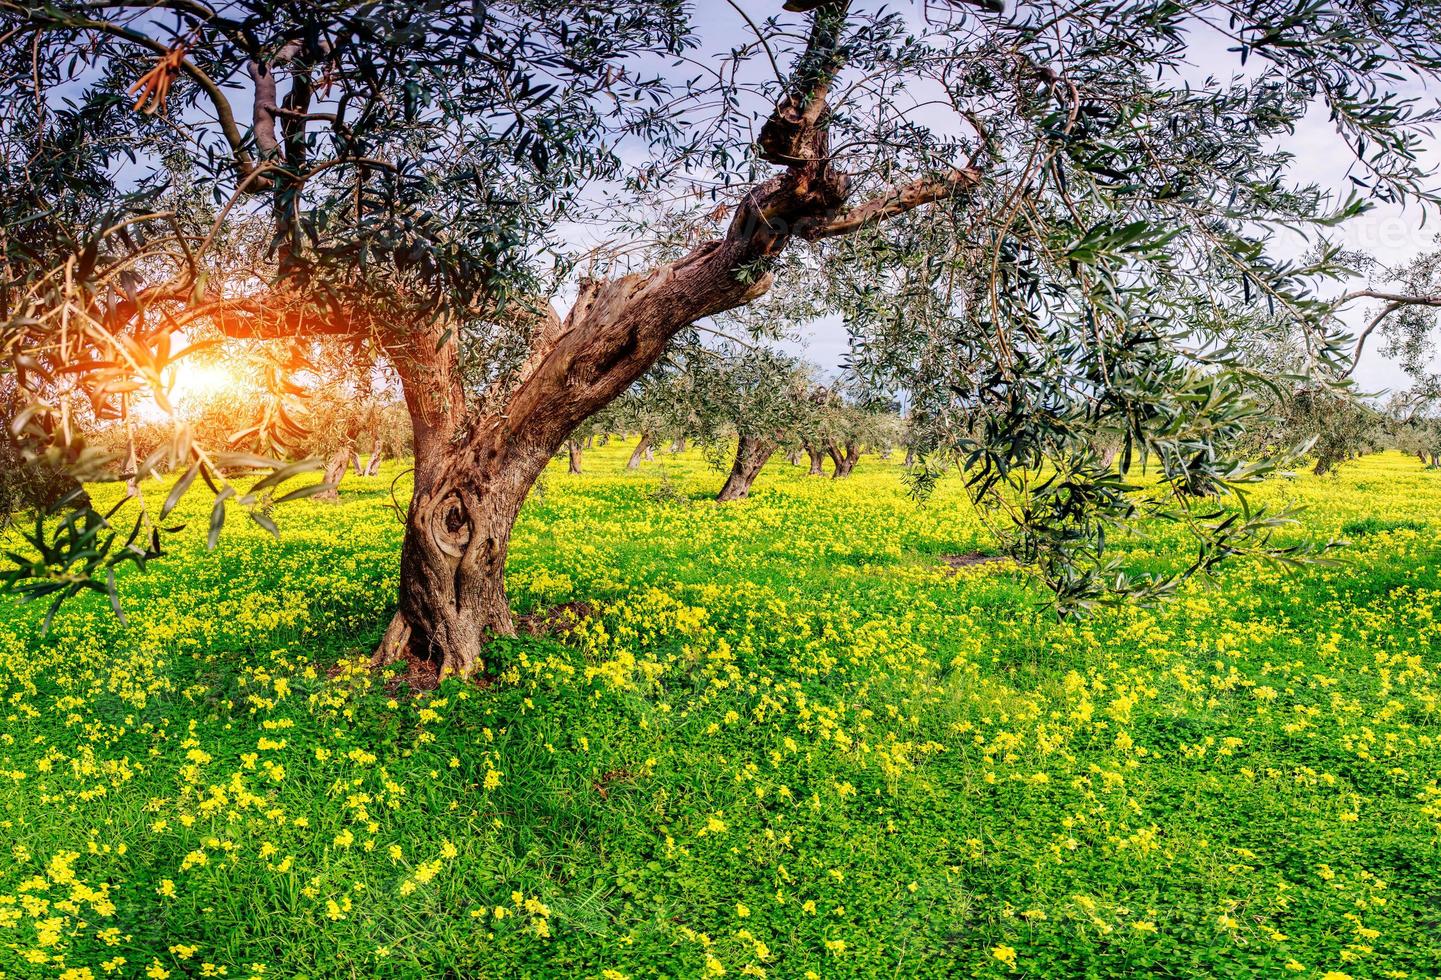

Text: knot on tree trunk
xmin=431 ymin=493 xmax=473 ymax=558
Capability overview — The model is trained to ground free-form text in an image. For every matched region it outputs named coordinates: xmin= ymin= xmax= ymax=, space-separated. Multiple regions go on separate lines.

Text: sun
xmin=167 ymin=361 xmax=239 ymax=403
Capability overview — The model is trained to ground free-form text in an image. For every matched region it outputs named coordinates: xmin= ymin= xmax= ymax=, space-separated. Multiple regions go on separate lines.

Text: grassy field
xmin=1 ymin=444 xmax=1439 ymax=979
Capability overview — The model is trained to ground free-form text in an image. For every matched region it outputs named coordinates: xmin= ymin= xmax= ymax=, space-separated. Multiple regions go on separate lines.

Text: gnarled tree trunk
xmin=364 ymin=433 xmax=384 ymax=476
xmin=717 ymin=435 xmax=776 ymax=501
xmin=829 ymin=440 xmax=859 ymax=478
xmin=806 ymin=444 xmax=826 ymax=476
xmin=317 ymin=444 xmax=353 ymax=501
xmin=670 ymin=436 xmax=686 ymax=453
xmin=627 ymin=431 xmax=652 ymax=470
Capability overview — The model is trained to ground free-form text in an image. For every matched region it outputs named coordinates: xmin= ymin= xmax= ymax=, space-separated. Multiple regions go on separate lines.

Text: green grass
xmin=1 ymin=445 xmax=1440 ymax=979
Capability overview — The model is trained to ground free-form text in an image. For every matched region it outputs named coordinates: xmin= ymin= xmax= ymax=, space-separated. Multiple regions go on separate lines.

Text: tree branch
xmin=247 ymin=41 xmax=303 ymax=163
xmin=796 ymin=167 xmax=982 ymax=240
xmin=209 ymin=297 xmax=373 ymax=339
xmin=756 ymin=0 xmax=851 ymax=165
xmin=18 ymin=10 xmax=255 ymax=177
xmin=1335 ymin=288 xmax=1441 ymax=307
xmin=1336 ymin=289 xmax=1441 ymax=373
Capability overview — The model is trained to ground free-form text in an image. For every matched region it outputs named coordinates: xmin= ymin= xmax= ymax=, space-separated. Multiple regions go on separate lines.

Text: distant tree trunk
xmin=317 ymin=445 xmax=352 ymax=501
xmin=584 ymin=434 xmax=594 ymax=449
xmin=670 ymin=436 xmax=686 ymax=453
xmin=831 ymin=440 xmax=859 ymax=477
xmin=567 ymin=439 xmax=583 ymax=474
xmin=644 ymin=444 xmax=654 ymax=461
xmin=716 ymin=435 xmax=776 ymax=501
xmin=1430 ymin=453 xmax=1440 ymax=468
xmin=806 ymin=444 xmax=826 ymax=476
xmin=351 ymin=451 xmax=363 ymax=476
xmin=1099 ymin=446 xmax=1118 ymax=471
xmin=1313 ymin=458 xmax=1330 ymax=476
xmin=627 ymin=431 xmax=653 ymax=470
xmin=786 ymin=448 xmax=802 ymax=465
xmin=364 ymin=433 xmax=384 ymax=476
xmin=903 ymin=446 xmax=916 ymax=467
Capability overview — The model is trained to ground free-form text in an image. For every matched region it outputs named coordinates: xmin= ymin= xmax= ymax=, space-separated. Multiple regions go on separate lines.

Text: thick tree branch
xmin=209 ymin=297 xmax=372 ymax=339
xmin=796 ymin=167 xmax=982 ymax=239
xmin=756 ymin=0 xmax=850 ymax=165
xmin=247 ymin=41 xmax=303 ymax=163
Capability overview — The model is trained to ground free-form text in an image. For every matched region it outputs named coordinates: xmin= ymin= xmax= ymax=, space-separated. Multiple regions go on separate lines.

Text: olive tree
xmin=679 ymin=347 xmax=813 ymax=501
xmin=1387 ymin=391 xmax=1441 ymax=468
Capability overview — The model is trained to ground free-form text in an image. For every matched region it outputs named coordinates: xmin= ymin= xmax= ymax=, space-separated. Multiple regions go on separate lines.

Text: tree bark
xmin=717 ymin=435 xmax=776 ymax=501
xmin=670 ymin=436 xmax=686 ymax=453
xmin=567 ymin=439 xmax=583 ymax=474
xmin=829 ymin=440 xmax=859 ymax=478
xmin=627 ymin=431 xmax=653 ymax=470
xmin=388 ymin=322 xmax=467 ymax=500
xmin=378 ymin=436 xmax=550 ymax=680
xmin=806 ymin=444 xmax=826 ymax=476
xmin=364 ymin=433 xmax=383 ymax=476
xmin=317 ymin=445 xmax=352 ymax=502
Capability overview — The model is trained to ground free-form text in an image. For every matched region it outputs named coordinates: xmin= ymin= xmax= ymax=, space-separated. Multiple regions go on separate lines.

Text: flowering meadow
xmin=1 ymin=444 xmax=1439 ymax=979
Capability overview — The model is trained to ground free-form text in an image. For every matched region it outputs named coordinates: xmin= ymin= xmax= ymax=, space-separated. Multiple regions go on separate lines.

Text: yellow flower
xmin=992 ymin=945 xmax=1018 ymax=969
